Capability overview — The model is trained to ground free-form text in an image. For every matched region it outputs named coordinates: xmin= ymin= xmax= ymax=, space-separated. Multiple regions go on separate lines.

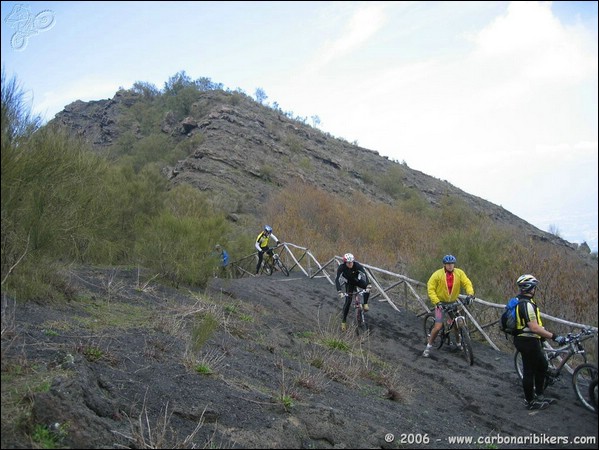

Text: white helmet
xmin=343 ymin=253 xmax=355 ymax=263
xmin=517 ymin=274 xmax=539 ymax=293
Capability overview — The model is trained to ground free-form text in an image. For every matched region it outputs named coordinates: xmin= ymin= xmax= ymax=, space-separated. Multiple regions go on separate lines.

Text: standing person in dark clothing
xmin=511 ymin=274 xmax=566 ymax=410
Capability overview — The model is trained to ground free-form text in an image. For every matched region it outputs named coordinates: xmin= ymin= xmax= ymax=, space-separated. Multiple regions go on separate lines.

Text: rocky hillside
xmin=49 ymin=88 xmax=591 ymax=256
xmin=1 ymin=266 xmax=597 ymax=449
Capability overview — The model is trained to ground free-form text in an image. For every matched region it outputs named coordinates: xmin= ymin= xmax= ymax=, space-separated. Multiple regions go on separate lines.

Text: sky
xmin=2 ymin=1 xmax=597 ymax=252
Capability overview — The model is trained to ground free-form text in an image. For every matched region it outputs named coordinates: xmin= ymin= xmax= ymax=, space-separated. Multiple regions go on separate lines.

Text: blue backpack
xmin=500 ymin=297 xmax=528 ymax=336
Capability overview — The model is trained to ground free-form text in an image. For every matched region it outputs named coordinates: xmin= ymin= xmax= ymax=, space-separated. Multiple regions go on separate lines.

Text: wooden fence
xmin=229 ymin=242 xmax=598 ymax=363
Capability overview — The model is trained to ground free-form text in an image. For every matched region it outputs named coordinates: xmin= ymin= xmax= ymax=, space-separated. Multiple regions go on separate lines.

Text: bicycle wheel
xmin=589 ymin=378 xmax=597 ymax=413
xmin=572 ymin=363 xmax=598 ymax=413
xmin=423 ymin=313 xmax=443 ymax=348
xmin=261 ymin=261 xmax=273 ymax=276
xmin=355 ymin=306 xmax=368 ymax=335
xmin=515 ymin=351 xmax=524 ymax=379
xmin=275 ymin=258 xmax=289 ymax=276
xmin=459 ymin=327 xmax=474 ymax=366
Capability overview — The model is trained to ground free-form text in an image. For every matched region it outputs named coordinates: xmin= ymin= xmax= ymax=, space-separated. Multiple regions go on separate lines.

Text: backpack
xmin=500 ymin=297 xmax=527 ymax=336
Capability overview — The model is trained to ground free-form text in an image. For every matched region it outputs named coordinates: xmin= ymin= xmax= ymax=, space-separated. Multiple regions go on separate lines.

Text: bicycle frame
xmin=265 ymin=251 xmax=289 ymax=276
xmin=345 ymin=289 xmax=368 ymax=335
xmin=515 ymin=330 xmax=593 ymax=379
xmin=423 ymin=301 xmax=474 ymax=365
xmin=514 ymin=329 xmax=598 ymax=413
xmin=258 ymin=248 xmax=289 ymax=276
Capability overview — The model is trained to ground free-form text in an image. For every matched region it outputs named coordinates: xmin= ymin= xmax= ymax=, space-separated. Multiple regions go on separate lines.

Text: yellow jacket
xmin=427 ymin=268 xmax=474 ymax=305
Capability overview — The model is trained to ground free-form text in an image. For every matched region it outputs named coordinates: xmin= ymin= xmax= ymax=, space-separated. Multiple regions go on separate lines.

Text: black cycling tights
xmin=255 ymin=248 xmax=274 ymax=274
xmin=341 ymin=282 xmax=370 ymax=322
xmin=514 ymin=336 xmax=548 ymax=402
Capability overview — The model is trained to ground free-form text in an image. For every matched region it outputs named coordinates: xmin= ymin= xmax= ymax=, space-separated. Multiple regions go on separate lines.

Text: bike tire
xmin=276 ymin=258 xmax=290 ymax=276
xmin=514 ymin=350 xmax=553 ymax=391
xmin=262 ymin=262 xmax=273 ymax=276
xmin=515 ymin=351 xmax=524 ymax=379
xmin=589 ymin=378 xmax=598 ymax=413
xmin=355 ymin=307 xmax=368 ymax=336
xmin=459 ymin=327 xmax=474 ymax=366
xmin=572 ymin=363 xmax=598 ymax=413
xmin=514 ymin=349 xmax=557 ymax=377
xmin=423 ymin=313 xmax=443 ymax=349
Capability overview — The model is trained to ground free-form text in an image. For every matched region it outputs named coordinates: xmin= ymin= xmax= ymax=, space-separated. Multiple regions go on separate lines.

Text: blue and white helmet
xmin=264 ymin=225 xmax=272 ymax=233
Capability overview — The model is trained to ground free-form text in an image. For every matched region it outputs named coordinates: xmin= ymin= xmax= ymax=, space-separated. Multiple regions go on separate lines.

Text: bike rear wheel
xmin=572 ymin=363 xmax=598 ymax=413
xmin=514 ymin=350 xmax=554 ymax=390
xmin=261 ymin=261 xmax=273 ymax=276
xmin=515 ymin=351 xmax=524 ymax=379
xmin=423 ymin=313 xmax=443 ymax=348
xmin=459 ymin=327 xmax=474 ymax=366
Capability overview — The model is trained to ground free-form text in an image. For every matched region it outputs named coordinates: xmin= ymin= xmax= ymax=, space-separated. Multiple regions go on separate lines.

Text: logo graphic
xmin=4 ymin=4 xmax=56 ymax=51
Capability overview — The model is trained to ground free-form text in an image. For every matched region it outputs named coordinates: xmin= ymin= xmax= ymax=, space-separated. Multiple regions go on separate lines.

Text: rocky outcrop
xmin=50 ymin=88 xmax=591 ymax=256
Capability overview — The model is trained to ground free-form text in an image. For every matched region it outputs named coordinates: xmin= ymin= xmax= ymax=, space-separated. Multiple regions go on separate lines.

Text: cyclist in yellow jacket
xmin=422 ymin=255 xmax=475 ymax=358
xmin=255 ymin=225 xmax=280 ymax=275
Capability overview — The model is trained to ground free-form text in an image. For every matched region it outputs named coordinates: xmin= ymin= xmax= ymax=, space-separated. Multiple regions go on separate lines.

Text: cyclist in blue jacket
xmin=215 ymin=244 xmax=229 ymax=268
xmin=214 ymin=244 xmax=229 ymax=277
xmin=335 ymin=253 xmax=371 ymax=331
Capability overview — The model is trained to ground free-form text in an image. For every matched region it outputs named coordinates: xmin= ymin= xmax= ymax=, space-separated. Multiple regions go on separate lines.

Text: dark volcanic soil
xmin=1 ymin=266 xmax=597 ymax=449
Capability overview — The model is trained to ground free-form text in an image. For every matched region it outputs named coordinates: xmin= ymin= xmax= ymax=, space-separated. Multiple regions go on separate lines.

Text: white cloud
xmin=285 ymin=1 xmax=597 ymax=250
xmin=471 ymin=1 xmax=596 ymax=84
xmin=306 ymin=2 xmax=389 ymax=73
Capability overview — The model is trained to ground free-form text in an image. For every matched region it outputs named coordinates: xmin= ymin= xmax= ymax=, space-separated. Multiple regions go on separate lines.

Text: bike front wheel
xmin=459 ymin=326 xmax=474 ymax=366
xmin=275 ymin=257 xmax=290 ymax=276
xmin=572 ymin=363 xmax=598 ymax=413
xmin=356 ymin=307 xmax=368 ymax=336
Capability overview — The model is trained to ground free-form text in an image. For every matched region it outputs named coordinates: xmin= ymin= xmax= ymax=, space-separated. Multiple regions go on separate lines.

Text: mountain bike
xmin=258 ymin=249 xmax=289 ymax=276
xmin=423 ymin=300 xmax=474 ymax=366
xmin=514 ymin=328 xmax=598 ymax=412
xmin=344 ymin=289 xmax=368 ymax=335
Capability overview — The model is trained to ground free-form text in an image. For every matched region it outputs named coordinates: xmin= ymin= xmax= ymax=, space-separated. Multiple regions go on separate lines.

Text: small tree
xmin=255 ymin=87 xmax=268 ymax=104
xmin=548 ymin=224 xmax=561 ymax=238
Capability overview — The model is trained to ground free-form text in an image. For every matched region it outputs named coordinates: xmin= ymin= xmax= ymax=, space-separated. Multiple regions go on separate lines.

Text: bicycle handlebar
xmin=565 ymin=328 xmax=597 ymax=343
xmin=343 ymin=289 xmax=367 ymax=298
xmin=438 ymin=301 xmax=461 ymax=312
